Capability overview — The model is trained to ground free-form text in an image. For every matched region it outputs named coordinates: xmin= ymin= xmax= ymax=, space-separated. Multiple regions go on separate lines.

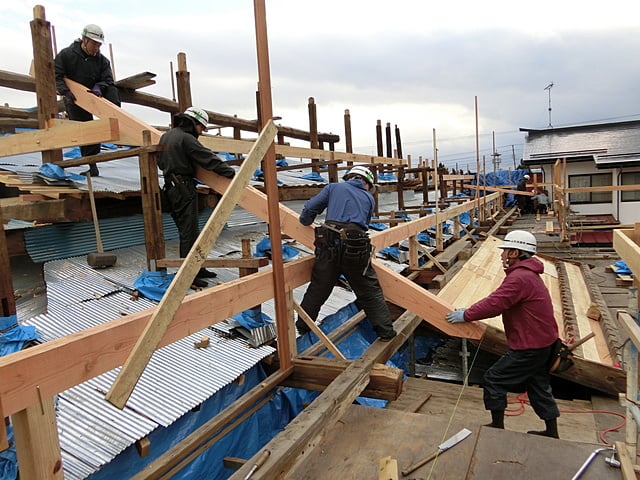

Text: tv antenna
xmin=544 ymin=82 xmax=554 ymax=127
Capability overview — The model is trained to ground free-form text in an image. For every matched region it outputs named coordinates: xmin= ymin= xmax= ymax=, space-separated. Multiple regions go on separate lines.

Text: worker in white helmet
xmin=54 ymin=24 xmax=121 ymax=176
xmin=157 ymin=107 xmax=236 ymax=287
xmin=446 ymin=230 xmax=561 ymax=438
xmin=296 ymin=166 xmax=396 ymax=341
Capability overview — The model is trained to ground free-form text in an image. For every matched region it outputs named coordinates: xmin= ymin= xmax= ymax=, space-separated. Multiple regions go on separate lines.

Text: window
xmin=568 ymin=173 xmax=612 ymax=204
xmin=621 ymin=171 xmax=640 ymax=202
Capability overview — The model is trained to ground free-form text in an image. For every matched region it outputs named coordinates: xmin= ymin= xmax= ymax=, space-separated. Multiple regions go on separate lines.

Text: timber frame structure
xmin=2 ymin=3 xmax=631 ymax=480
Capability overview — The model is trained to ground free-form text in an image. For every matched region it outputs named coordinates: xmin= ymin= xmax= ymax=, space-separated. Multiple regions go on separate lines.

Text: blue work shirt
xmin=299 ymin=178 xmax=374 ymax=230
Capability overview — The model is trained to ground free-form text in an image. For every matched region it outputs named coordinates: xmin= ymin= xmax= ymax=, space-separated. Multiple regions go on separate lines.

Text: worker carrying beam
xmin=55 ymin=24 xmax=121 ymax=177
xmin=446 ymin=230 xmax=561 ymax=438
xmin=296 ymin=165 xmax=396 ymax=341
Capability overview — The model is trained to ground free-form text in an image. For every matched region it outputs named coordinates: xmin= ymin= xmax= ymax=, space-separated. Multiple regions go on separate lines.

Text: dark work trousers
xmin=300 ymin=227 xmax=395 ymax=338
xmin=64 ymin=85 xmax=121 ymax=158
xmin=164 ymin=176 xmax=199 ymax=258
xmin=483 ymin=346 xmax=560 ymax=421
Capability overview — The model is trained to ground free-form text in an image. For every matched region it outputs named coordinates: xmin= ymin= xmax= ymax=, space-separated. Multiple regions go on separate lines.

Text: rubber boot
xmin=527 ymin=418 xmax=559 ymax=439
xmin=485 ymin=410 xmax=505 ymax=429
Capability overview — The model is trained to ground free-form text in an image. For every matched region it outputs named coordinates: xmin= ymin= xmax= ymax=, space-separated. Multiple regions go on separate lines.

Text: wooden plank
xmin=105 ymin=120 xmax=277 ymax=408
xmin=293 ymin=301 xmax=346 ymax=360
xmin=614 ymin=229 xmax=640 ymax=278
xmin=65 ymin=78 xmax=162 ymax=146
xmin=115 ymin=72 xmax=156 ymax=90
xmin=378 ymin=457 xmax=399 ymax=480
xmin=156 ymin=257 xmax=270 ymax=269
xmin=0 ymin=118 xmax=119 ymax=157
xmin=615 ymin=441 xmax=637 ymax=480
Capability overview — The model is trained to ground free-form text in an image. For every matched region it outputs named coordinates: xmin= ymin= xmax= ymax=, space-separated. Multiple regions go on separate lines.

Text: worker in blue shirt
xmin=296 ymin=166 xmax=396 ymax=341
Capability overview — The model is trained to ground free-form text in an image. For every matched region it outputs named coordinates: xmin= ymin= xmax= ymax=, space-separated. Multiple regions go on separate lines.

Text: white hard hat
xmin=82 ymin=24 xmax=104 ymax=43
xmin=499 ymin=230 xmax=537 ymax=254
xmin=183 ymin=106 xmax=209 ymax=130
xmin=343 ymin=165 xmax=374 ymax=186
xmin=523 ymin=174 xmax=530 ymax=180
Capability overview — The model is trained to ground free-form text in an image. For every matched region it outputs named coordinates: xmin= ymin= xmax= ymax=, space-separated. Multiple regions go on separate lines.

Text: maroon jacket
xmin=464 ymin=257 xmax=558 ymax=350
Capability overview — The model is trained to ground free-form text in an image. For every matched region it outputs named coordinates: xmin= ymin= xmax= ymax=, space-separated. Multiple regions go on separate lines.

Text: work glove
xmin=446 ymin=308 xmax=466 ymax=324
xmin=90 ymin=85 xmax=103 ymax=97
xmin=62 ymin=90 xmax=76 ymax=104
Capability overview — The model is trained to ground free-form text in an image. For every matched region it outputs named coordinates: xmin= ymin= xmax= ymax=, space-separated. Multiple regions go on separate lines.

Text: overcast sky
xmin=2 ymin=1 xmax=639 ymax=170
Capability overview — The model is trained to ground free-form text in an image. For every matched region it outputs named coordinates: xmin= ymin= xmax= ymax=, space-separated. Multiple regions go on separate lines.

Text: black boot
xmin=484 ymin=410 xmax=505 ymax=429
xmin=196 ymin=268 xmax=217 ymax=279
xmin=527 ymin=418 xmax=559 ymax=439
xmin=295 ymin=317 xmax=311 ymax=334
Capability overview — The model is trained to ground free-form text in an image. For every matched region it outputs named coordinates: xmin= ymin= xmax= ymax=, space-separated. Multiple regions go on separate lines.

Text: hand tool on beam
xmin=243 ymin=449 xmax=270 ymax=480
xmin=401 ymin=428 xmax=472 ymax=476
xmin=105 ymin=120 xmax=277 ymax=409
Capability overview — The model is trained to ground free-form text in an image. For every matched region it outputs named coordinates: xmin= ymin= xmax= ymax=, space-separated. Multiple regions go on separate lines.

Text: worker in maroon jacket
xmin=446 ymin=230 xmax=561 ymax=438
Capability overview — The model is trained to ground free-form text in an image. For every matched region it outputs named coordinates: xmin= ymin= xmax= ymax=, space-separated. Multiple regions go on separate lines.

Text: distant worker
xmin=533 ymin=189 xmax=550 ymax=214
xmin=516 ymin=173 xmax=531 ymax=213
xmin=157 ymin=107 xmax=236 ymax=287
xmin=296 ymin=166 xmax=396 ymax=341
xmin=54 ymin=24 xmax=121 ymax=177
xmin=446 ymin=230 xmax=561 ymax=438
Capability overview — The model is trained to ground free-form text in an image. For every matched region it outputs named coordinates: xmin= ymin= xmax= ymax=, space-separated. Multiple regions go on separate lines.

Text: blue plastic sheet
xmin=133 ymin=270 xmax=176 ymax=301
xmin=613 ymin=260 xmax=631 ymax=275
xmin=0 ymin=314 xmax=38 ymax=357
xmin=254 ymin=237 xmax=299 ymax=260
xmin=300 ymin=171 xmax=326 ymax=182
xmin=378 ymin=172 xmax=397 ymax=181
xmin=468 ymin=169 xmax=531 ymax=207
xmin=0 ymin=426 xmax=17 ymax=480
xmin=39 ymin=163 xmax=84 ymax=181
xmin=380 ymin=246 xmax=402 ymax=262
xmin=233 ymin=308 xmax=274 ymax=329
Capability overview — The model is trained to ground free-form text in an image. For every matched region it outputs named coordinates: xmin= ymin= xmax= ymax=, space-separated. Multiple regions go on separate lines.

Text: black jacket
xmin=54 ymin=40 xmax=115 ymax=95
xmin=157 ymin=116 xmax=235 ymax=179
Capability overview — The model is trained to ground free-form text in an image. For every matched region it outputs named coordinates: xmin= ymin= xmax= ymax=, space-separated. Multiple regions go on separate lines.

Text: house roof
xmin=520 ymin=120 xmax=640 ymax=168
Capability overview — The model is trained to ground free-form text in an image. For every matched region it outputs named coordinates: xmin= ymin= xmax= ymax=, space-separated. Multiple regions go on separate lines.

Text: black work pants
xmin=300 ymin=228 xmax=395 ymax=338
xmin=65 ymin=85 xmax=121 ymax=157
xmin=164 ymin=177 xmax=199 ymax=258
xmin=483 ymin=346 xmax=560 ymax=421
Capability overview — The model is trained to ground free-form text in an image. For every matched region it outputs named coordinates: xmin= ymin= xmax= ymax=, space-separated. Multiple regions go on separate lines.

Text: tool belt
xmin=547 ymin=338 xmax=575 ymax=374
xmin=316 ymin=222 xmax=372 ymax=268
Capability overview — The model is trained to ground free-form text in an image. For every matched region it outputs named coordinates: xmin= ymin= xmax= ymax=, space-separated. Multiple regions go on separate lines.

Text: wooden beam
xmin=293 ymin=301 xmax=346 ymax=360
xmin=0 ymin=118 xmax=120 ymax=157
xmin=228 ymin=311 xmax=423 ymax=480
xmin=157 ymin=257 xmax=270 ymax=269
xmin=614 ymin=229 xmax=640 ymax=278
xmin=284 ymin=357 xmax=403 ymax=401
xmin=65 ymin=78 xmax=162 ymax=146
xmin=106 ymin=120 xmax=277 ymax=408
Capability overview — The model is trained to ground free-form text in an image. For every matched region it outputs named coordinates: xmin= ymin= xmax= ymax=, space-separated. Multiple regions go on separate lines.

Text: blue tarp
xmin=613 ymin=260 xmax=631 ymax=275
xmin=469 ymin=169 xmax=531 ymax=207
xmin=233 ymin=308 xmax=274 ymax=329
xmin=254 ymin=237 xmax=299 ymax=261
xmin=300 ymin=171 xmax=326 ymax=182
xmin=39 ymin=163 xmax=84 ymax=181
xmin=0 ymin=314 xmax=38 ymax=357
xmin=133 ymin=270 xmax=176 ymax=301
xmin=0 ymin=426 xmax=17 ymax=480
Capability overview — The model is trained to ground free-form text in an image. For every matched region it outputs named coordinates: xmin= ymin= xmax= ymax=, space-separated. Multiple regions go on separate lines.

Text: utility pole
xmin=544 ymin=82 xmax=554 ymax=128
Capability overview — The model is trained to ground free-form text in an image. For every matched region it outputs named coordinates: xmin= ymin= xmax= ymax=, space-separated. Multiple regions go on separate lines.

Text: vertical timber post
xmin=139 ymin=131 xmax=165 ymax=270
xmin=176 ymin=53 xmax=192 ymax=114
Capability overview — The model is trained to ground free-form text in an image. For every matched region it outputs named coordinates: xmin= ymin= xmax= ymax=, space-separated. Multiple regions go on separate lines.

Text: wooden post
xmin=344 ymin=109 xmax=353 ymax=166
xmin=394 ymin=124 xmax=403 ymax=160
xmin=376 ymin=120 xmax=384 ymax=157
xmin=385 ymin=122 xmax=392 ymax=158
xmin=138 ymin=130 xmax=165 ymax=270
xmin=30 ymin=5 xmax=62 ymax=164
xmin=175 ymin=53 xmax=192 ymax=113
xmin=0 ymin=209 xmax=12 ymax=450
xmin=253 ymin=0 xmax=293 ymax=371
xmin=308 ymin=97 xmax=319 ymax=173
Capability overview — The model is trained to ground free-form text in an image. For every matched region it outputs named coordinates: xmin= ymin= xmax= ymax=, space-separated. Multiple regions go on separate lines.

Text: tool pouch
xmin=164 ymin=175 xmax=196 ymax=213
xmin=314 ymin=225 xmax=342 ymax=262
xmin=342 ymin=234 xmax=372 ymax=270
xmin=548 ymin=338 xmax=574 ymax=374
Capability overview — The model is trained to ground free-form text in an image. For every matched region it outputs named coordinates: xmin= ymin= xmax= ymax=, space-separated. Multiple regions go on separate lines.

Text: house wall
xmin=546 ymin=161 xmax=640 ymax=223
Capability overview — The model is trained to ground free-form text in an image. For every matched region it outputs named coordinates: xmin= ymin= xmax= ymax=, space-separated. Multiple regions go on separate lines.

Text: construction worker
xmin=516 ymin=173 xmax=531 ymax=213
xmin=54 ymin=24 xmax=121 ymax=176
xmin=157 ymin=107 xmax=235 ymax=287
xmin=446 ymin=230 xmax=561 ymax=438
xmin=296 ymin=166 xmax=396 ymax=341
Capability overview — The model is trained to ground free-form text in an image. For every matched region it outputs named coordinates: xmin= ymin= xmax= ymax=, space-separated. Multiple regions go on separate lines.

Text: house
xmin=520 ymin=120 xmax=640 ymax=224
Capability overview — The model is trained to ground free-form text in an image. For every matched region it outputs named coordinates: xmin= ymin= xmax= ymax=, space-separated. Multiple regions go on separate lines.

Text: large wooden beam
xmin=106 ymin=120 xmax=277 ymax=408
xmin=0 ymin=256 xmax=314 ymax=417
xmin=283 ymin=357 xmax=403 ymax=401
xmin=0 ymin=118 xmax=120 ymax=157
xmin=65 ymin=78 xmax=162 ymax=146
xmin=199 ymin=170 xmax=485 ymax=340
